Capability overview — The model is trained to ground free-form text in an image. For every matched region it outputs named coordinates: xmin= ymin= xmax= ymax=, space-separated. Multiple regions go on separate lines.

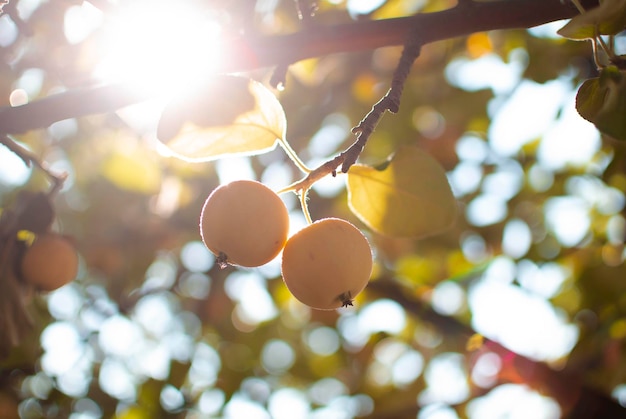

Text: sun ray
xmin=93 ymin=0 xmax=224 ymax=97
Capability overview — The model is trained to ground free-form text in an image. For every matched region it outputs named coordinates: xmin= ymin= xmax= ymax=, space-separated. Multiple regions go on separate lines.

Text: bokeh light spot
xmin=467 ymin=384 xmax=561 ymax=419
xmin=304 ymin=326 xmax=341 ymax=356
xmin=431 ymin=281 xmax=465 ymax=316
xmin=98 ymin=359 xmax=136 ymax=401
xmin=466 ymin=194 xmax=508 ymax=226
xmin=0 ymin=141 xmax=32 ymax=186
xmin=261 ymin=339 xmax=295 ymax=374
xmin=502 ymin=219 xmax=532 ymax=259
xmin=268 ymin=388 xmax=310 ymax=419
xmin=180 ymin=240 xmax=214 ymax=272
xmin=420 ymin=353 xmax=469 ymax=405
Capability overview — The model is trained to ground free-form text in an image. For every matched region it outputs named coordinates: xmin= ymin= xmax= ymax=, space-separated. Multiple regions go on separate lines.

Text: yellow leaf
xmin=16 ymin=230 xmax=36 ymax=246
xmin=395 ymin=254 xmax=437 ymax=286
xmin=157 ymin=75 xmax=285 ymax=162
xmin=102 ymin=149 xmax=162 ymax=194
xmin=114 ymin=406 xmax=151 ymax=419
xmin=557 ymin=0 xmax=626 ymax=40
xmin=466 ymin=333 xmax=485 ymax=351
xmin=346 ymin=145 xmax=456 ymax=238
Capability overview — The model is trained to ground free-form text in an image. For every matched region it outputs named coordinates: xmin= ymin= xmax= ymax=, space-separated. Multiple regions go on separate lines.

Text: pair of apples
xmin=200 ymin=180 xmax=373 ymax=310
xmin=20 ymin=179 xmax=373 ymax=310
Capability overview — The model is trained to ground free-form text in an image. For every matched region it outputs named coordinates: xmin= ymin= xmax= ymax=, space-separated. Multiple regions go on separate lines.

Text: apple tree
xmin=1 ymin=0 xmax=626 ymax=418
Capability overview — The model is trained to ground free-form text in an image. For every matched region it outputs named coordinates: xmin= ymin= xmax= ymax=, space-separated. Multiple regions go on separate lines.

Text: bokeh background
xmin=1 ymin=0 xmax=625 ymax=418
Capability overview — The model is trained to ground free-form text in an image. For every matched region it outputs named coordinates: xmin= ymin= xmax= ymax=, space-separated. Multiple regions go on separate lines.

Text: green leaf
xmin=576 ymin=66 xmax=626 ymax=141
xmin=557 ymin=0 xmax=626 ymax=40
xmin=346 ymin=145 xmax=457 ymax=238
xmin=157 ymin=76 xmax=286 ymax=162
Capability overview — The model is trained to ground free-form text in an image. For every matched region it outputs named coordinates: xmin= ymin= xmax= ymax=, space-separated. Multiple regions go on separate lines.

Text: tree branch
xmin=367 ymin=279 xmax=626 ymax=418
xmin=342 ymin=27 xmax=423 ymax=172
xmin=0 ymin=0 xmax=598 ymax=134
xmin=0 ymin=135 xmax=67 ymax=193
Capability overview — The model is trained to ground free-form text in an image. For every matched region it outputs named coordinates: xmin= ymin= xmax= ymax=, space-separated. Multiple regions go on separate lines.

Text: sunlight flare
xmin=94 ymin=0 xmax=223 ymax=96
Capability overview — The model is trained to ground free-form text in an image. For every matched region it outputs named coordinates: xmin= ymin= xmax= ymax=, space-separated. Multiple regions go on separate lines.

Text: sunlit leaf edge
xmin=557 ymin=0 xmax=626 ymax=40
xmin=157 ymin=76 xmax=287 ymax=163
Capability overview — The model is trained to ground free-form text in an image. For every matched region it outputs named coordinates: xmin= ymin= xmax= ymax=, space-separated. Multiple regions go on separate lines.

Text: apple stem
xmin=569 ymin=0 xmax=585 ymax=14
xmin=299 ymin=189 xmax=313 ymax=224
xmin=278 ymin=137 xmax=312 ymax=174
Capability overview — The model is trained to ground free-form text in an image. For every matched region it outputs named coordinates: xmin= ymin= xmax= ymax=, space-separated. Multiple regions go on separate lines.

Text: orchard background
xmin=1 ymin=0 xmax=626 ymax=418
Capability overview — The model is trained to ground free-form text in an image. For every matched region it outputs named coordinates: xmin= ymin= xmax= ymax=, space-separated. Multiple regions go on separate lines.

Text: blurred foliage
xmin=1 ymin=0 xmax=626 ymax=418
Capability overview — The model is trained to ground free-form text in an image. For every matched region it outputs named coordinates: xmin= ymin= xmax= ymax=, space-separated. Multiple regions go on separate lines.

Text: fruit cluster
xmin=1 ymin=191 xmax=79 ymax=292
xmin=200 ymin=180 xmax=373 ymax=310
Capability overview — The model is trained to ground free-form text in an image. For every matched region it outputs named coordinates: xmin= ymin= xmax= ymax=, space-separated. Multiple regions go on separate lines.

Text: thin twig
xmin=342 ymin=28 xmax=423 ymax=172
xmin=277 ymin=27 xmax=424 ymax=201
xmin=570 ymin=0 xmax=586 ymax=14
xmin=594 ymin=33 xmax=616 ymax=65
xmin=568 ymin=0 xmax=617 ymax=68
xmin=0 ymin=135 xmax=67 ymax=195
xmin=276 ymin=153 xmax=344 ymax=195
xmin=294 ymin=0 xmax=317 ymax=25
xmin=270 ymin=63 xmax=289 ymax=90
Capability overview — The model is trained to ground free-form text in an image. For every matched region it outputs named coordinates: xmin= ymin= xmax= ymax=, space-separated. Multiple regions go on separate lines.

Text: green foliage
xmin=557 ymin=0 xmax=626 ymax=141
xmin=577 ymin=66 xmax=626 ymax=141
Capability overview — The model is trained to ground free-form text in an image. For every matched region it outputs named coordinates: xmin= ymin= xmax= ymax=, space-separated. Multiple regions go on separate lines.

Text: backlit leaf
xmin=157 ymin=76 xmax=286 ymax=162
xmin=576 ymin=66 xmax=626 ymax=141
xmin=346 ymin=145 xmax=457 ymax=238
xmin=557 ymin=0 xmax=626 ymax=40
